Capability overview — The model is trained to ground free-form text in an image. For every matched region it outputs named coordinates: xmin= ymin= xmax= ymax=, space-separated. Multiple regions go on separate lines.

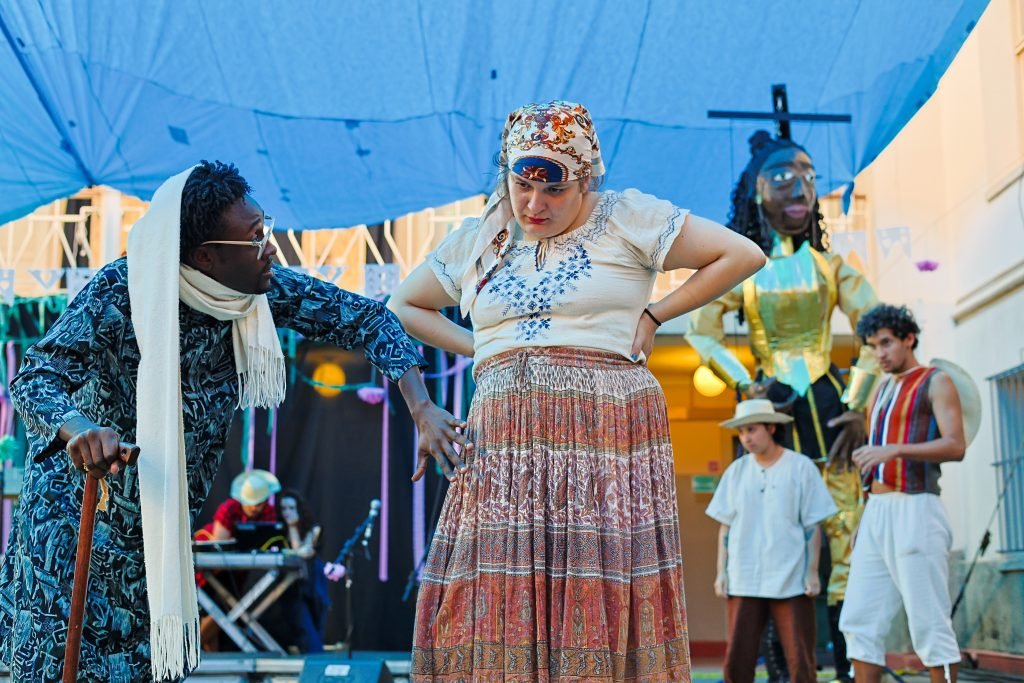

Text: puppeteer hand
xmin=59 ymin=416 xmax=140 ymax=479
xmin=852 ymin=444 xmax=900 ymax=477
xmin=742 ymin=380 xmax=770 ymax=399
xmin=410 ymin=401 xmax=474 ymax=483
xmin=827 ymin=410 xmax=868 ymax=471
xmin=804 ymin=573 xmax=821 ymax=597
xmin=713 ymin=574 xmax=728 ymax=599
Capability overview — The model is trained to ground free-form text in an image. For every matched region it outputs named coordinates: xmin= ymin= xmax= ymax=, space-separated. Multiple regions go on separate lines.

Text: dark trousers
xmin=828 ymin=600 xmax=850 ymax=678
xmin=725 ymin=595 xmax=817 ymax=683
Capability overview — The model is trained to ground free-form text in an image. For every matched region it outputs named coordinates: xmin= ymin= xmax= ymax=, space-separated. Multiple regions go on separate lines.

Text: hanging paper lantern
xmin=357 ymin=386 xmax=386 ymax=405
xmin=312 ymin=362 xmax=346 ymax=397
xmin=694 ymin=365 xmax=727 ymax=397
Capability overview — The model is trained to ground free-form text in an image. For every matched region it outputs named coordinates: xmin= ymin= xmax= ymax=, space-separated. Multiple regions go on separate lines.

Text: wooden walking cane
xmin=63 ymin=443 xmax=140 ymax=683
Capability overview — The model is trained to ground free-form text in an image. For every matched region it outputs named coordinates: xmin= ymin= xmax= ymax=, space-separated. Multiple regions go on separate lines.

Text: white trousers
xmin=839 ymin=492 xmax=961 ymax=668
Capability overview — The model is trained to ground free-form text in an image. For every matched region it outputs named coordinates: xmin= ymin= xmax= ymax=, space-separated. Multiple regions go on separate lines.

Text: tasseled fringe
xmin=149 ymin=614 xmax=200 ymax=681
xmin=237 ymin=351 xmax=286 ymax=409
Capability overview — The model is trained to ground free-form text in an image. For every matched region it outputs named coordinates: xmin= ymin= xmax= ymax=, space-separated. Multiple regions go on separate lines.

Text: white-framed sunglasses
xmin=200 ymin=215 xmax=275 ymax=258
xmin=766 ymin=168 xmax=816 ymax=188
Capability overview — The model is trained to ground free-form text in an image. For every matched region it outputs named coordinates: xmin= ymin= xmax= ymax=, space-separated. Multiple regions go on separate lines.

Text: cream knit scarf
xmin=126 ymin=166 xmax=285 ymax=680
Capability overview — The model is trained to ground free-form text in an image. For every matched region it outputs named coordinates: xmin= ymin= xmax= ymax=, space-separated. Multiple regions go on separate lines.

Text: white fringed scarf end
xmin=149 ymin=615 xmax=200 ymax=681
xmin=238 ymin=347 xmax=287 ymax=409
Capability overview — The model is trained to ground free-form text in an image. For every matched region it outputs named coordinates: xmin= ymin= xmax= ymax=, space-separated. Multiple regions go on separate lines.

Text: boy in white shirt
xmin=707 ymin=399 xmax=838 ymax=683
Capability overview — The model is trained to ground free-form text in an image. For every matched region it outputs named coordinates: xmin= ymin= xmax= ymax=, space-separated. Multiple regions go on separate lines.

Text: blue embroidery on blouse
xmin=485 ymin=242 xmax=593 ymax=342
xmin=480 ymin=193 xmax=625 ymax=342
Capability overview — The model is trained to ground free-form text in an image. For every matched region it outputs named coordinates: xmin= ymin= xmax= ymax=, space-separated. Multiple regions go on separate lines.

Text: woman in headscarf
xmin=389 ymin=101 xmax=765 ymax=682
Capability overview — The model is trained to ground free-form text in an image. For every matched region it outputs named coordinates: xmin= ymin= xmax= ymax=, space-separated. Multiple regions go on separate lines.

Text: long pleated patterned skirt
xmin=411 ymin=347 xmax=691 ymax=683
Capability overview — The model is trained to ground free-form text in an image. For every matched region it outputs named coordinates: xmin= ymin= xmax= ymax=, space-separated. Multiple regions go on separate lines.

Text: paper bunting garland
xmin=0 ymin=270 xmax=15 ymax=306
xmin=364 ymin=263 xmax=400 ymax=301
xmin=829 ymin=231 xmax=868 ymax=266
xmin=28 ymin=268 xmax=64 ymax=291
xmin=876 ymin=226 xmax=912 ymax=259
xmin=65 ymin=268 xmax=96 ymax=303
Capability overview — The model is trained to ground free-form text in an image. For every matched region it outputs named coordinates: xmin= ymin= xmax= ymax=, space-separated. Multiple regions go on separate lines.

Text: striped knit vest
xmin=867 ymin=365 xmax=942 ymax=494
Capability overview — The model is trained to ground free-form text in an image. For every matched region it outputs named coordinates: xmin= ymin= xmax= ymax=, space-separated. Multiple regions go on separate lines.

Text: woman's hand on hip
xmin=630 ymin=311 xmax=659 ymax=364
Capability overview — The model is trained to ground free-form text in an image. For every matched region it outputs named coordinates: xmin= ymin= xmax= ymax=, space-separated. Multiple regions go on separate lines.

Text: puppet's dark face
xmin=756 ymin=148 xmax=816 ymax=238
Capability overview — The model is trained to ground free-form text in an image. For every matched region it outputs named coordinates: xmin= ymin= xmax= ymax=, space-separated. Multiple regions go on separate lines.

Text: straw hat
xmin=720 ymin=399 xmax=795 ymax=429
xmin=930 ymin=358 xmax=982 ymax=447
xmin=230 ymin=469 xmax=282 ymax=506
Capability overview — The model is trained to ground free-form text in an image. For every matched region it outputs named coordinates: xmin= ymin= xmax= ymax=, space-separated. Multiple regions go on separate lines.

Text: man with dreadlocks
xmin=686 ymin=131 xmax=880 ymax=683
xmin=0 ymin=161 xmax=470 ymax=682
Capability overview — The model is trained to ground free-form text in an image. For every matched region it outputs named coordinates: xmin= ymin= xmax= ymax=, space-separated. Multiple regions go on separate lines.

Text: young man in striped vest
xmin=839 ymin=304 xmax=966 ymax=683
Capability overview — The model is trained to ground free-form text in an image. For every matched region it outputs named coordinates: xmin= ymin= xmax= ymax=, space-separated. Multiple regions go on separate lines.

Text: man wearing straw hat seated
xmin=707 ymin=399 xmax=837 ymax=683
xmin=207 ymin=470 xmax=282 ymax=541
xmin=0 ymin=161 xmax=471 ymax=682
xmin=195 ymin=469 xmax=283 ymax=652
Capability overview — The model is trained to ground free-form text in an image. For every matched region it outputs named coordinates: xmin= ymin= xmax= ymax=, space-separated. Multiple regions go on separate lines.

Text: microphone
xmin=361 ymin=499 xmax=382 ymax=547
xmin=330 ymin=498 xmax=383 ymax=570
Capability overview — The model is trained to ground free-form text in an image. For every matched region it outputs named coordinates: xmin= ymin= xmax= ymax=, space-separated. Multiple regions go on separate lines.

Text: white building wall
xmin=851 ymin=0 xmax=1024 ymax=558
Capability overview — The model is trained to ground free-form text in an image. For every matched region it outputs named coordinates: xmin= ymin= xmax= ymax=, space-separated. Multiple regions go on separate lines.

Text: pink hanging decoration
xmin=423 ymin=356 xmax=473 ymax=379
xmin=357 ymin=386 xmax=386 ymax=404
xmin=453 ymin=356 xmax=465 ymax=420
xmin=379 ymin=377 xmax=390 ymax=582
xmin=412 ymin=353 xmax=447 ymax=571
xmin=4 ymin=342 xmax=14 ymax=434
xmin=2 ymin=342 xmax=17 ymax=554
xmin=412 ymin=354 xmax=468 ymax=579
xmin=411 ymin=423 xmax=424 ymax=574
xmin=439 ymin=352 xmax=449 ymax=407
xmin=411 ymin=346 xmax=426 ymax=575
xmin=246 ymin=407 xmax=256 ymax=471
xmin=0 ymin=347 xmax=8 ymax=434
xmin=268 ymin=408 xmax=278 ymax=506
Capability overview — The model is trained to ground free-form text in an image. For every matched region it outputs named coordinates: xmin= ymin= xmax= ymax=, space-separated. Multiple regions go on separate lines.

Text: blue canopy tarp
xmin=0 ymin=0 xmax=988 ymax=228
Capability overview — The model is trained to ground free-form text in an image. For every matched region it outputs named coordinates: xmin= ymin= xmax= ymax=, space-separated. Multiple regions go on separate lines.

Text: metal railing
xmin=991 ymin=362 xmax=1024 ymax=554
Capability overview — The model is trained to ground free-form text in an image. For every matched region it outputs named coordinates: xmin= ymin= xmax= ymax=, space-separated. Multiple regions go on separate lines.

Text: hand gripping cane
xmin=62 ymin=443 xmax=140 ymax=683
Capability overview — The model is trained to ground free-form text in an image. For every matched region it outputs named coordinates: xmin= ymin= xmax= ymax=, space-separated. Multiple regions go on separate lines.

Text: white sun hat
xmin=720 ymin=399 xmax=795 ymax=430
xmin=229 ymin=469 xmax=282 ymax=506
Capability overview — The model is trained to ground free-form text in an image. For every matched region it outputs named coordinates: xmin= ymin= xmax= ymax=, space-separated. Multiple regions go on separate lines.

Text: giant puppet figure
xmin=686 ymin=130 xmax=880 ymax=677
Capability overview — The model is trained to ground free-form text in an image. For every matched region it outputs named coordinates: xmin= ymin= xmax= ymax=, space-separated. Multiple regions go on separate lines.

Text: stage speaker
xmin=298 ymin=657 xmax=394 ymax=683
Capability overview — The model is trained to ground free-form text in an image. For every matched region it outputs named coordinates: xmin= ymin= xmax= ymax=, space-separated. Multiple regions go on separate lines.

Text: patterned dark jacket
xmin=0 ymin=259 xmax=424 ymax=682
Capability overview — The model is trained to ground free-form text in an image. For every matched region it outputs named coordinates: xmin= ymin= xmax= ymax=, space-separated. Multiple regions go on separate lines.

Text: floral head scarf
xmin=503 ymin=101 xmax=605 ymax=183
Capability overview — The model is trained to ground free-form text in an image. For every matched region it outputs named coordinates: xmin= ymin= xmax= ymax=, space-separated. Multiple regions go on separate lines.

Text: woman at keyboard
xmin=266 ymin=490 xmax=330 ymax=654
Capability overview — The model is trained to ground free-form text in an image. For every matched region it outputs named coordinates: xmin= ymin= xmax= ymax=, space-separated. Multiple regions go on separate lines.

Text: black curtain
xmin=196 ymin=340 xmax=454 ymax=651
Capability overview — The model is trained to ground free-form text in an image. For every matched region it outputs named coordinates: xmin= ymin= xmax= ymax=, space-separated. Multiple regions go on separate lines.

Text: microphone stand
xmin=333 ymin=513 xmax=375 ymax=658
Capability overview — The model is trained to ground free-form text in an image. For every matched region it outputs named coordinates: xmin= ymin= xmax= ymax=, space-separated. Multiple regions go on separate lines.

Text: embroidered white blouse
xmin=428 ymin=189 xmax=688 ymax=363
